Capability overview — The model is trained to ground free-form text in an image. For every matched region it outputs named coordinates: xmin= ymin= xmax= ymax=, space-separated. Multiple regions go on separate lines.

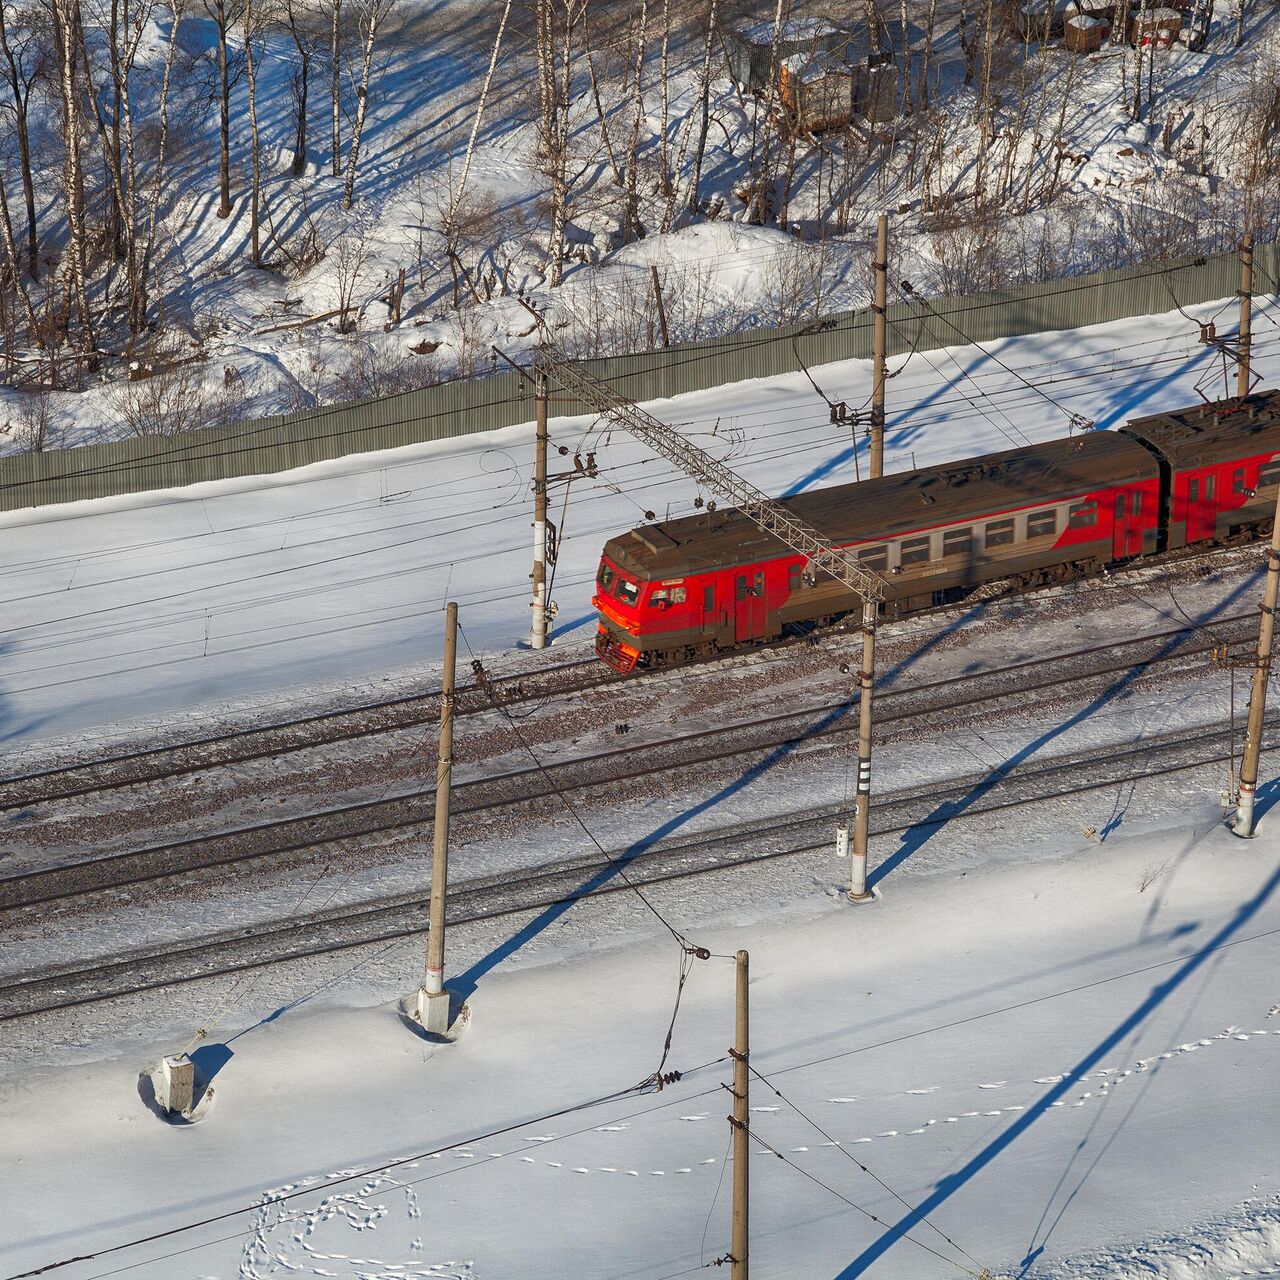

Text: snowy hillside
xmin=0 ymin=0 xmax=1277 ymax=452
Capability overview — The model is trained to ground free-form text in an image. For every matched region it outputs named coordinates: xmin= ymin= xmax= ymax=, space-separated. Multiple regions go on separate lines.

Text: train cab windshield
xmin=597 ymin=559 xmax=641 ymax=607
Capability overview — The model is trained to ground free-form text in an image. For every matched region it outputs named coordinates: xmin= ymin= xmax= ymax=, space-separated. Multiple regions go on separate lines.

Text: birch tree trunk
xmin=0 ymin=1 xmax=41 ymax=278
xmin=0 ymin=166 xmax=40 ymax=339
xmin=244 ymin=0 xmax=261 ymax=263
xmin=686 ymin=0 xmax=717 ymax=215
xmin=622 ymin=0 xmax=647 ymax=242
xmin=133 ymin=0 xmax=181 ymax=336
xmin=657 ymin=0 xmax=670 ymax=195
xmin=53 ymin=0 xmax=94 ymax=356
xmin=748 ymin=0 xmax=785 ymax=225
xmin=455 ymin=0 xmax=511 ymax=206
xmin=342 ymin=0 xmax=393 ymax=208
xmin=330 ymin=0 xmax=340 ymax=174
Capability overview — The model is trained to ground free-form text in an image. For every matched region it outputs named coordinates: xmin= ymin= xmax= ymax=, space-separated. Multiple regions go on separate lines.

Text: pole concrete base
xmin=402 ymin=988 xmax=470 ymax=1041
xmin=1231 ymin=786 xmax=1257 ymax=838
xmin=416 ymin=986 xmax=452 ymax=1035
xmin=159 ymin=1054 xmax=195 ymax=1116
xmin=847 ymin=849 xmax=877 ymax=904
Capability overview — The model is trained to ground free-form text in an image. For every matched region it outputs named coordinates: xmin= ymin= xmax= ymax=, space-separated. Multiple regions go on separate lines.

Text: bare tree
xmin=131 ymin=0 xmax=182 ymax=338
xmin=282 ymin=0 xmax=325 ymax=175
xmin=341 ymin=0 xmax=395 ymax=209
xmin=533 ymin=0 xmax=587 ymax=284
xmin=0 ymin=0 xmax=44 ymax=279
xmin=329 ymin=0 xmax=340 ymax=174
xmin=243 ymin=0 xmax=269 ymax=264
xmin=687 ymin=0 xmax=718 ymax=216
xmin=51 ymin=0 xmax=93 ymax=357
xmin=622 ymin=0 xmax=647 ymax=240
xmin=204 ymin=0 xmax=246 ymax=218
xmin=332 ymin=216 xmax=375 ymax=329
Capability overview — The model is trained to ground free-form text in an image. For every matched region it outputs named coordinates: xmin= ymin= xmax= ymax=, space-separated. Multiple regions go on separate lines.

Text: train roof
xmin=1119 ymin=389 xmax=1280 ymax=468
xmin=604 ymin=428 xmax=1157 ymax=580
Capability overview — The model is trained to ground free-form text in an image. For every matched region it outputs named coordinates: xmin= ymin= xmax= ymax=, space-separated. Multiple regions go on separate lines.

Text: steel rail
xmin=1 ymin=717 xmax=1266 ymax=1022
xmin=0 ymin=616 xmax=1253 ymax=913
xmin=0 ymin=540 xmax=1262 ymax=812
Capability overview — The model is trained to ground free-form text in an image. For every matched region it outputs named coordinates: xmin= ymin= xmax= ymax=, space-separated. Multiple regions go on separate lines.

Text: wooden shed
xmin=1064 ymin=13 xmax=1110 ymax=50
xmin=1128 ymin=7 xmax=1182 ymax=46
xmin=726 ymin=18 xmax=898 ymax=127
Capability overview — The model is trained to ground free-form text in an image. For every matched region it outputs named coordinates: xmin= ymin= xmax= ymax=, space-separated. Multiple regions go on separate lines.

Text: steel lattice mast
xmin=536 ymin=342 xmax=887 ymax=902
xmin=536 ymin=347 xmax=887 ymax=604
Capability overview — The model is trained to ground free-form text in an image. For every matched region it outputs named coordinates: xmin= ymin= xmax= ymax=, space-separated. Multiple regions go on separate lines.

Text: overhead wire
xmin=744 ymin=1059 xmax=990 ymax=1274
xmin=746 ymin=1129 xmax=986 ymax=1277
xmin=5 ymin=1062 xmax=730 ymax=1280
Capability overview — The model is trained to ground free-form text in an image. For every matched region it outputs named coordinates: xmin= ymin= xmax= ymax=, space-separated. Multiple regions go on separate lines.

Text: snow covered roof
xmin=736 ymin=16 xmax=848 ymax=46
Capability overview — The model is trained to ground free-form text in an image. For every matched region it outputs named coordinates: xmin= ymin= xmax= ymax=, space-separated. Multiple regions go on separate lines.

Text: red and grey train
xmin=591 ymin=390 xmax=1280 ymax=673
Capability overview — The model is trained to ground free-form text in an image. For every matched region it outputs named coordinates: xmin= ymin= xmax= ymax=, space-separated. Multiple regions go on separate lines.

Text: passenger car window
xmin=857 ymin=544 xmax=888 ymax=571
xmin=900 ymin=535 xmax=931 ymax=565
xmin=985 ymin=518 xmax=1015 ymax=548
xmin=1259 ymin=461 xmax=1280 ymax=487
xmin=943 ymin=528 xmax=972 ymax=556
xmin=1233 ymin=468 xmax=1246 ymax=494
xmin=1188 ymin=479 xmax=1200 ymax=503
xmin=1026 ymin=510 xmax=1057 ymax=538
xmin=1068 ymin=501 xmax=1097 ymax=529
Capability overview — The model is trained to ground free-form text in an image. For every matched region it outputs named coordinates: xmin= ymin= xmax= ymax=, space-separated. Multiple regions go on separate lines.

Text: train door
xmin=734 ymin=570 xmax=766 ymax=643
xmin=1112 ymin=489 xmax=1145 ymax=558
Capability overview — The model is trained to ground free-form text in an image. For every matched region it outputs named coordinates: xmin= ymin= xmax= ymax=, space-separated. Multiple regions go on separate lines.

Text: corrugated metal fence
xmin=2 ymin=244 xmax=1275 ymax=513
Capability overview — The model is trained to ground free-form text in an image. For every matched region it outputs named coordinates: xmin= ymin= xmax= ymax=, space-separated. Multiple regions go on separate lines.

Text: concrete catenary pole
xmin=869 ymin=213 xmax=888 ymax=480
xmin=1232 ymin=495 xmax=1280 ymax=838
xmin=730 ymin=948 xmax=750 ymax=1280
xmin=1238 ymin=233 xmax=1253 ymax=399
xmin=531 ymin=370 xmax=550 ymax=649
xmin=418 ymin=601 xmax=458 ymax=1031
xmin=849 ymin=599 xmax=877 ymax=901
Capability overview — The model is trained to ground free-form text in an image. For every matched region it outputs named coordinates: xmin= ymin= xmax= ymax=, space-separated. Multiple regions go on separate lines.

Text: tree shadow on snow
xmin=868 ymin=571 xmax=1260 ymax=891
xmin=833 ymin=836 xmax=1280 ymax=1278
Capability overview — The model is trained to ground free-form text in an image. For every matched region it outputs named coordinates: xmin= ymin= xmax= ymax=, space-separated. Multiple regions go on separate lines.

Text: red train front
xmin=593 ymin=392 xmax=1280 ymax=674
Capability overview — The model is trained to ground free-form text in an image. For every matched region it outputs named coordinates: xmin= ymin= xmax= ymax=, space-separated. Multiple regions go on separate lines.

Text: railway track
xmin=0 ymin=655 xmax=613 ymax=812
xmin=0 ymin=614 xmax=1254 ymax=914
xmin=0 ymin=716 xmax=1262 ymax=1022
xmin=0 ymin=543 xmax=1260 ymax=813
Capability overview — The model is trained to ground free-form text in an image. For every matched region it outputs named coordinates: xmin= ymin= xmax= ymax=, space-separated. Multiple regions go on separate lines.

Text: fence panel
xmin=1 ymin=245 xmax=1272 ymax=513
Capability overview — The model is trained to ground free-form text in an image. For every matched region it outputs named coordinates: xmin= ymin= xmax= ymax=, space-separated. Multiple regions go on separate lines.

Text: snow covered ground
xmin=2 ymin=292 xmax=1278 ymax=764
xmin=4 ymin=804 xmax=1280 ymax=1279
xmin=5 ymin=292 xmax=1280 ymax=1280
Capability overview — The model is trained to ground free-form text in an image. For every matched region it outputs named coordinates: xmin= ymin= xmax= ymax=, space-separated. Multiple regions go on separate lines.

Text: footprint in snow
xmin=545 ymin=1162 xmax=562 ymax=1168
xmin=680 ymin=1115 xmax=708 ymax=1122
xmin=751 ymin=1106 xmax=782 ymax=1113
xmin=1036 ymin=1075 xmax=1066 ymax=1084
xmin=596 ymin=1124 xmax=630 ymax=1132
xmin=700 ymin=1158 xmax=717 ymax=1165
xmin=978 ymin=1082 xmax=1007 ymax=1090
xmin=906 ymin=1087 xmax=938 ymax=1095
xmin=573 ymin=1168 xmax=589 ymax=1174
xmin=878 ymin=1131 xmax=899 ymax=1138
xmin=827 ymin=1097 xmax=859 ymax=1104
